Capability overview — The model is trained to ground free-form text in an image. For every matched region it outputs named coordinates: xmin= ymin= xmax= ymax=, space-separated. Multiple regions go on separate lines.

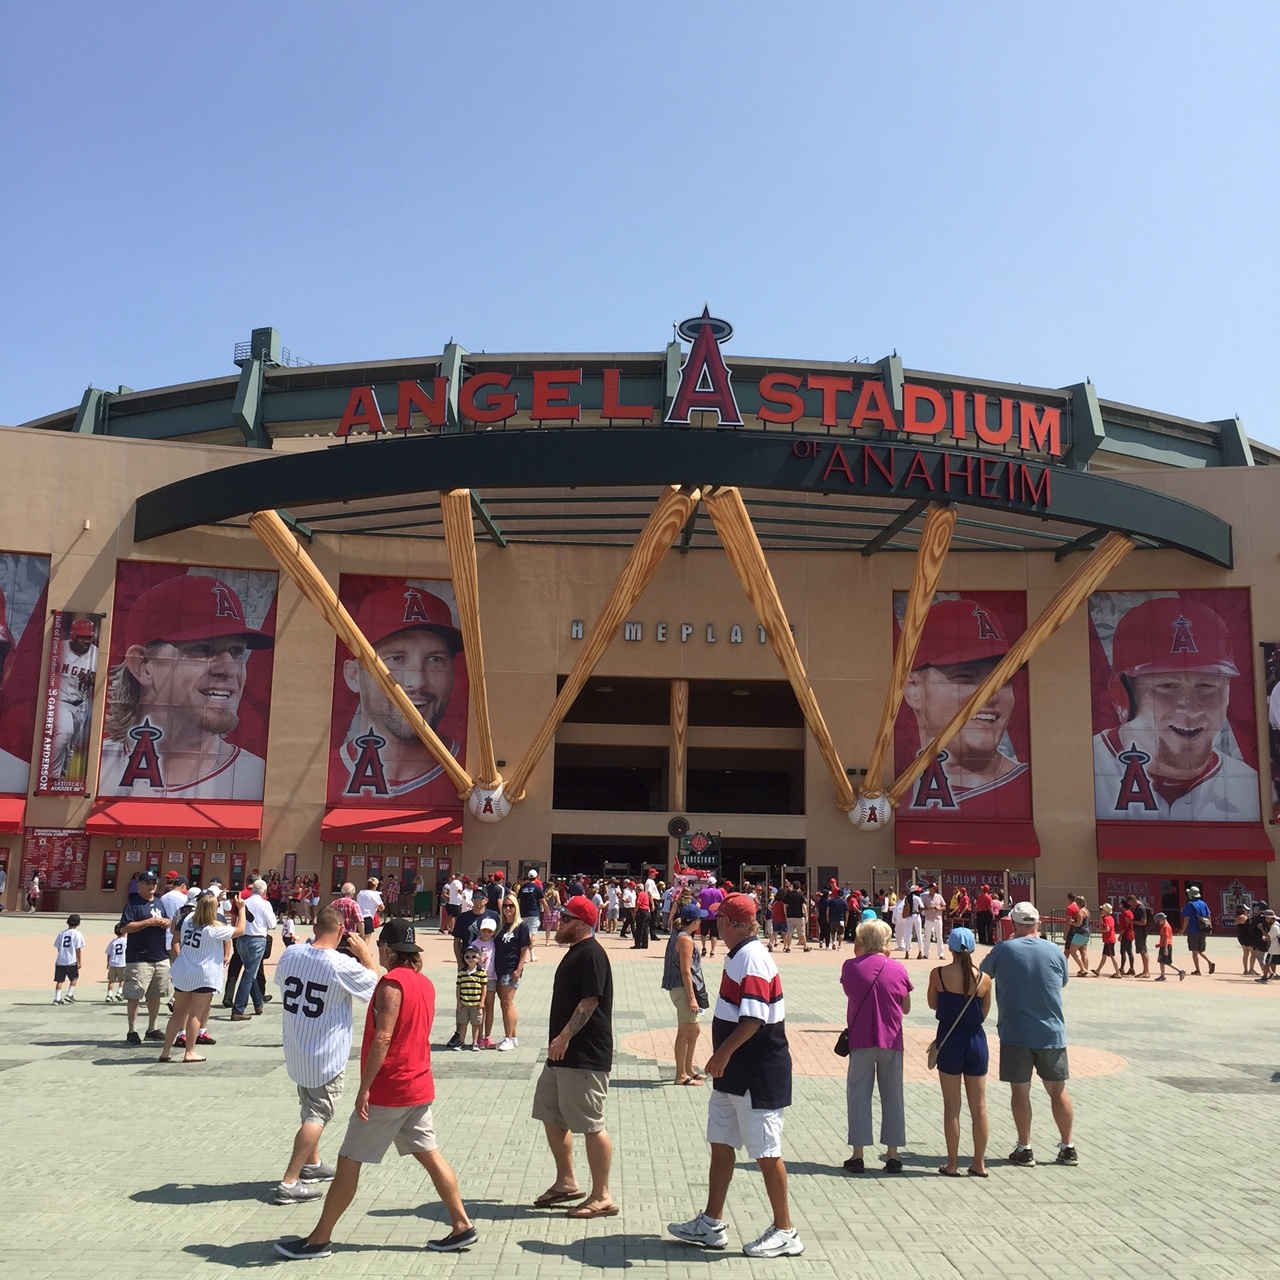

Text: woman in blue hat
xmin=926 ymin=927 xmax=992 ymax=1177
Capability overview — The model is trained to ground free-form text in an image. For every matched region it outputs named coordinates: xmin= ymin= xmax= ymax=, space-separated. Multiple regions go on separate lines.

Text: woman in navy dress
xmin=926 ymin=926 xmax=992 ymax=1177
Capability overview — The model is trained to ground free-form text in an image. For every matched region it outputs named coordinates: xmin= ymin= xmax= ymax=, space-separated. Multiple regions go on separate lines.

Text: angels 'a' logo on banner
xmin=892 ymin=592 xmax=1033 ymax=819
xmin=327 ymin=576 xmax=470 ymax=809
xmin=1089 ymin=590 xmax=1260 ymax=822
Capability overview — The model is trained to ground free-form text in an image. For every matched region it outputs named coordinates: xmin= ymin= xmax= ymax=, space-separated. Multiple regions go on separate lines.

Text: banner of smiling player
xmin=97 ymin=563 xmax=279 ymax=802
xmin=1260 ymin=642 xmax=1279 ymax=823
xmin=325 ymin=575 xmax=470 ymax=811
xmin=1088 ymin=589 xmax=1260 ymax=822
xmin=36 ymin=611 xmax=103 ymax=795
xmin=891 ymin=591 xmax=1032 ymax=819
xmin=0 ymin=552 xmax=51 ymax=798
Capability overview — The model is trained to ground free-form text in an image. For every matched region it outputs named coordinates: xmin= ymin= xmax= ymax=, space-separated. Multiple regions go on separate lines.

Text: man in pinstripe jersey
xmin=273 ymin=905 xmax=379 ymax=1205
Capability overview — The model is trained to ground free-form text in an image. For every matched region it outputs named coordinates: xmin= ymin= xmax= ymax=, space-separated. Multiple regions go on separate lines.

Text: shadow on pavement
xmin=133 ymin=1180 xmax=271 ymax=1205
xmin=784 ymin=1157 xmax=942 ymax=1179
xmin=367 ymin=1197 xmax=524 ymax=1224
xmin=522 ymin=1235 xmax=715 ymax=1268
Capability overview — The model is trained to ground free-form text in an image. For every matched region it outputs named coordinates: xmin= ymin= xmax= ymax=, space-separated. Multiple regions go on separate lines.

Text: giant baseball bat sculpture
xmin=885 ymin=530 xmax=1135 ymax=807
xmin=502 ymin=485 xmax=701 ymax=805
xmin=859 ymin=503 xmax=956 ymax=804
xmin=248 ymin=508 xmax=475 ymax=798
xmin=440 ymin=489 xmax=500 ymax=790
xmin=702 ymin=486 xmax=857 ymax=812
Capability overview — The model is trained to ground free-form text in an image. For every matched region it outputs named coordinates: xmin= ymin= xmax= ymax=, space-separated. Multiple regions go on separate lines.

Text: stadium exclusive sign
xmin=333 ymin=308 xmax=1068 ymax=460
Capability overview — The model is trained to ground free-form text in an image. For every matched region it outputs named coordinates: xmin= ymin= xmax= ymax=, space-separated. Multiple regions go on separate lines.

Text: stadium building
xmin=2 ymin=317 xmax=1277 ymax=924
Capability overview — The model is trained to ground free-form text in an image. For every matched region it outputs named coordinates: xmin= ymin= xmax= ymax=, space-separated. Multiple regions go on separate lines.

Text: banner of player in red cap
xmin=1263 ymin=643 xmax=1280 ymax=824
xmin=1088 ymin=590 xmax=1260 ymax=822
xmin=0 ymin=552 xmax=52 ymax=797
xmin=325 ymin=575 xmax=470 ymax=811
xmin=892 ymin=591 xmax=1033 ymax=819
xmin=98 ymin=563 xmax=279 ymax=801
xmin=36 ymin=611 xmax=102 ymax=794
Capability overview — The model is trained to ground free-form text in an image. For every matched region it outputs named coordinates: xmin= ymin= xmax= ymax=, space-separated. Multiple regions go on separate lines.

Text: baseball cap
xmin=478 ymin=916 xmax=498 ymax=933
xmin=980 ymin=883 xmax=990 ymax=891
xmin=165 ymin=870 xmax=181 ymax=881
xmin=716 ymin=894 xmax=757 ymax=926
xmin=527 ymin=869 xmax=539 ymax=879
xmin=678 ymin=904 xmax=706 ymax=924
xmin=947 ymin=927 xmax=976 ymax=953
xmin=139 ymin=870 xmax=158 ymax=883
xmin=1110 ymin=597 xmax=1238 ymax=679
xmin=463 ymin=944 xmax=481 ymax=957
xmin=351 ymin=585 xmax=462 ymax=652
xmin=1009 ymin=901 xmax=1040 ymax=925
xmin=124 ymin=575 xmax=273 ymax=652
xmin=860 ymin=907 xmax=880 ymax=921
xmin=561 ymin=895 xmax=599 ymax=930
xmin=70 ymin=618 xmax=96 ymax=638
xmin=378 ymin=917 xmax=421 ymax=954
xmin=1187 ymin=886 xmax=1201 ymax=899
xmin=186 ymin=888 xmax=200 ymax=903
xmin=913 ymin=598 xmax=1009 ymax=671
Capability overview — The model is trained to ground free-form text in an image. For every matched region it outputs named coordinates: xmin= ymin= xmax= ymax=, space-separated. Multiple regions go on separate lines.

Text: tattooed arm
xmin=547 ymin=996 xmax=600 ymax=1061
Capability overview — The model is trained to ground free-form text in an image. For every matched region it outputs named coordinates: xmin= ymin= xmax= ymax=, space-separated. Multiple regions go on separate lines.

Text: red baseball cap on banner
xmin=70 ymin=618 xmax=96 ymax=638
xmin=351 ymin=586 xmax=463 ymax=653
xmin=125 ymin=575 xmax=273 ymax=651
xmin=912 ymin=598 xmax=1009 ymax=671
xmin=1109 ymin=597 xmax=1238 ymax=678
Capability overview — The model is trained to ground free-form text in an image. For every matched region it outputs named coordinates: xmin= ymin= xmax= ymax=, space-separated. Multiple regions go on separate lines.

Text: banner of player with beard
xmin=0 ymin=552 xmax=52 ymax=798
xmin=326 ymin=575 xmax=470 ymax=813
xmin=892 ymin=591 xmax=1032 ymax=819
xmin=1260 ymin=642 xmax=1279 ymax=823
xmin=97 ymin=563 xmax=279 ymax=801
xmin=1088 ymin=589 xmax=1260 ymax=822
xmin=36 ymin=611 xmax=104 ymax=794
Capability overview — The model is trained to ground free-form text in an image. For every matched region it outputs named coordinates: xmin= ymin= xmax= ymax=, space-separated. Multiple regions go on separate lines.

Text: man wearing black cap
xmin=118 ymin=871 xmax=172 ymax=1045
xmin=276 ymin=917 xmax=475 ymax=1259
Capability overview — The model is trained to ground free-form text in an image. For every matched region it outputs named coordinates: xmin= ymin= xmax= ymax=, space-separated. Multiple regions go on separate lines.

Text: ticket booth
xmin=330 ymin=853 xmax=348 ymax=894
xmin=188 ymin=850 xmax=204 ymax=888
xmin=230 ymin=851 xmax=246 ymax=891
xmin=101 ymin=846 xmax=120 ymax=891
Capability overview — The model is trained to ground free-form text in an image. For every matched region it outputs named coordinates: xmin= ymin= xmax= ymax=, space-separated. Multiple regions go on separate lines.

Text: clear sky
xmin=3 ymin=2 xmax=1277 ymax=444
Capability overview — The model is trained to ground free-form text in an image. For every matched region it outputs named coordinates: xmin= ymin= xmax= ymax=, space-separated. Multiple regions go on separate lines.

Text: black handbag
xmin=834 ymin=957 xmax=887 ymax=1057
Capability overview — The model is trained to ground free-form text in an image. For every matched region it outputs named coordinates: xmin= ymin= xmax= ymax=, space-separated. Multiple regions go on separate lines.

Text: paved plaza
xmin=1 ymin=910 xmax=1276 ymax=1278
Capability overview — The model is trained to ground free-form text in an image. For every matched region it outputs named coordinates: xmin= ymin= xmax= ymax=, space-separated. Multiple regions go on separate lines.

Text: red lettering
xmin=902 ymin=383 xmax=946 ymax=436
xmin=979 ymin=457 xmax=1003 ymax=499
xmin=864 ymin=446 xmax=895 ymax=486
xmin=850 ymin=379 xmax=897 ymax=430
xmin=903 ymin=450 xmax=936 ymax=490
xmin=396 ymin=378 xmax=447 ymax=432
xmin=821 ymin=442 xmax=856 ymax=484
xmin=601 ymin=368 xmax=654 ymax=421
xmin=1019 ymin=402 xmax=1062 ymax=455
xmin=807 ymin=374 xmax=853 ymax=427
xmin=971 ymin=393 xmax=1005 ymax=446
xmin=943 ymin=452 xmax=975 ymax=495
xmin=531 ymin=368 xmax=581 ymax=422
xmin=336 ymin=386 xmax=386 ymax=438
xmin=1018 ymin=464 xmax=1051 ymax=506
xmin=951 ymin=389 xmax=967 ymax=441
xmin=460 ymin=372 xmax=517 ymax=423
xmin=757 ymin=372 xmax=805 ymax=424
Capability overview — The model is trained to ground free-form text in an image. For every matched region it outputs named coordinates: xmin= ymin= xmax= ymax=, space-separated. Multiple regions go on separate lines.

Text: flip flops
xmin=566 ymin=1204 xmax=619 ymax=1219
xmin=967 ymin=1167 xmax=989 ymax=1178
xmin=937 ymin=1167 xmax=962 ymax=1177
xmin=534 ymin=1190 xmax=586 ymax=1208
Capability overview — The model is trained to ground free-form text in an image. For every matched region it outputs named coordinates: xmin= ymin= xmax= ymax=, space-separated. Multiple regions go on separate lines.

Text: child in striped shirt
xmin=455 ymin=945 xmax=487 ymax=1050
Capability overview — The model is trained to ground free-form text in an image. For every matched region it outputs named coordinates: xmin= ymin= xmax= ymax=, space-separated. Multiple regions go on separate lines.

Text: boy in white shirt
xmin=53 ymin=914 xmax=85 ymax=1004
xmin=105 ymin=924 xmax=128 ymax=1001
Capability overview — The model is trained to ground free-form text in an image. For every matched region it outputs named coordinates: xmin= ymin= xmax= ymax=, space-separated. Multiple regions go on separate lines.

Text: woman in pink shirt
xmin=839 ymin=917 xmax=913 ymax=1174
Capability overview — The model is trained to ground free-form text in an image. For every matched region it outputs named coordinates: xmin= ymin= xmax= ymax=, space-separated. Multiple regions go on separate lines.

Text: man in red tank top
xmin=276 ymin=918 xmax=475 ymax=1260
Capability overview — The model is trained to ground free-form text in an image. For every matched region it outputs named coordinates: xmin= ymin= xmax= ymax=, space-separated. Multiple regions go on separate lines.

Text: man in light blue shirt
xmin=979 ymin=901 xmax=1076 ymax=1169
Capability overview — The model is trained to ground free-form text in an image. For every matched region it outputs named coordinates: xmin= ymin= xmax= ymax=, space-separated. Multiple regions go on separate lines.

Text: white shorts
xmin=706 ymin=1088 xmax=784 ymax=1160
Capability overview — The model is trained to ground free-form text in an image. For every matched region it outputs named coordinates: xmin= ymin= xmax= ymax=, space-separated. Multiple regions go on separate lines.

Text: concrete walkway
xmin=1 ymin=911 xmax=1275 ymax=1277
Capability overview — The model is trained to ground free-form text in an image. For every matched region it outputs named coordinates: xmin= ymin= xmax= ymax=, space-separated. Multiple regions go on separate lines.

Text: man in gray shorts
xmin=273 ymin=906 xmax=379 ymax=1204
xmin=979 ymin=901 xmax=1077 ymax=1168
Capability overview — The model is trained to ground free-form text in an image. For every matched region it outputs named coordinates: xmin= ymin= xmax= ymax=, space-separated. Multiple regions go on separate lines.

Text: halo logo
xmin=664 ymin=308 xmax=743 ymax=427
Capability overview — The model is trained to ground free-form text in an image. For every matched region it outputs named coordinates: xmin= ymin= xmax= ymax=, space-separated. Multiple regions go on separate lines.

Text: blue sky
xmin=3 ymin=3 xmax=1276 ymax=444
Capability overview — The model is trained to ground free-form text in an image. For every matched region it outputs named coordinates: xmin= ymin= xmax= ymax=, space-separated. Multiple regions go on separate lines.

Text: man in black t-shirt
xmin=1128 ymin=895 xmax=1151 ymax=978
xmin=783 ymin=884 xmax=809 ymax=954
xmin=531 ymin=895 xmax=616 ymax=1219
xmin=118 ymin=870 xmax=173 ymax=1046
xmin=517 ymin=872 xmax=545 ymax=943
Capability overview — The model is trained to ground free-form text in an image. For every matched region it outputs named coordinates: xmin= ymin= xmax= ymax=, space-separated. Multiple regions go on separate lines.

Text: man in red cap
xmin=332 ymin=583 xmax=463 ymax=802
xmin=531 ymin=894 xmax=617 ymax=1219
xmin=0 ymin=584 xmax=31 ymax=793
xmin=1092 ymin=594 xmax=1259 ymax=820
xmin=101 ymin=573 xmax=274 ymax=798
xmin=50 ymin=617 xmax=99 ymax=782
xmin=900 ymin=596 xmax=1028 ymax=814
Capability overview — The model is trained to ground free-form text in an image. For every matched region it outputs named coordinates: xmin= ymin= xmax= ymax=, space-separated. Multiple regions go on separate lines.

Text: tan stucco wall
xmin=1 ymin=426 xmax=1276 ymax=912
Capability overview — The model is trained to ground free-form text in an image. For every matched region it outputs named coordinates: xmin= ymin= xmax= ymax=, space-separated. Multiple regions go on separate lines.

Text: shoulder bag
xmin=835 ymin=956 xmax=887 ymax=1057
xmin=926 ymin=970 xmax=982 ymax=1071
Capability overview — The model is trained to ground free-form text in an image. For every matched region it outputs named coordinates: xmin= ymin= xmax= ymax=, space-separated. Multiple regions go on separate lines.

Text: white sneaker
xmin=743 ymin=1226 xmax=804 ymax=1258
xmin=668 ymin=1214 xmax=728 ymax=1250
xmin=65 ymin=993 xmax=75 ymax=1003
xmin=53 ymin=996 xmax=62 ymax=1004
xmin=496 ymin=1037 xmax=515 ymax=1051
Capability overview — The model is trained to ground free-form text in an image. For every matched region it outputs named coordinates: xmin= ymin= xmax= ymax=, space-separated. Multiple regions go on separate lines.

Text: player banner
xmin=97 ymin=563 xmax=279 ymax=801
xmin=22 ymin=826 xmax=89 ymax=892
xmin=1263 ymin=642 xmax=1280 ymax=823
xmin=36 ymin=611 xmax=103 ymax=795
xmin=1088 ymin=589 xmax=1260 ymax=822
xmin=0 ymin=552 xmax=52 ymax=796
xmin=892 ymin=591 xmax=1032 ymax=819
xmin=326 ymin=575 xmax=470 ymax=811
